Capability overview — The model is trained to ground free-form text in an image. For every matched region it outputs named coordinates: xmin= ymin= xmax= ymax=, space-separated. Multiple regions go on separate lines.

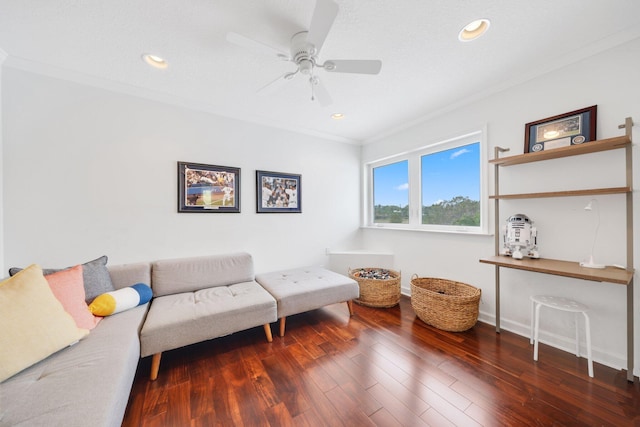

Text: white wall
xmin=0 ymin=49 xmax=6 ymax=275
xmin=1 ymin=68 xmax=362 ymax=274
xmin=361 ymin=38 xmax=640 ymax=375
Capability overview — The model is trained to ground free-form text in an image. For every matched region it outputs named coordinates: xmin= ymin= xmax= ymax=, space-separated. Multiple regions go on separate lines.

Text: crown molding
xmin=2 ymin=55 xmax=360 ymax=146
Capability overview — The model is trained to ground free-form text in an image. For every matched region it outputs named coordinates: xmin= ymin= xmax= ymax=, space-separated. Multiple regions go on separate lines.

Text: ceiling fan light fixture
xmin=458 ymin=18 xmax=490 ymax=42
xmin=142 ymin=53 xmax=168 ymax=69
xmin=331 ymin=113 xmax=345 ymax=120
xmin=299 ymin=59 xmax=314 ymax=75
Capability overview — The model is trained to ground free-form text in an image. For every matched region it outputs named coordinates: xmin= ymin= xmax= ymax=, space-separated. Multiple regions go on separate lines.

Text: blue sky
xmin=373 ymin=142 xmax=480 ymax=207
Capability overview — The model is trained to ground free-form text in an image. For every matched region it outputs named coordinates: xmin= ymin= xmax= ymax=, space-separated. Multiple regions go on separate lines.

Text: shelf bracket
xmin=618 ymin=118 xmax=634 ymax=130
xmin=494 ymin=146 xmax=509 ymax=159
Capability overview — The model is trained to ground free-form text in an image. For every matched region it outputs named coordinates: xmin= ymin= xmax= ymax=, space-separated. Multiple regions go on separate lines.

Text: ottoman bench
xmin=255 ymin=266 xmax=359 ymax=336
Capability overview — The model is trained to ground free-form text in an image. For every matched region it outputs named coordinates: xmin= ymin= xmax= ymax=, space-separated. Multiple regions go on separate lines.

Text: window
xmin=373 ymin=160 xmax=409 ymax=224
xmin=372 ymin=160 xmax=409 ymax=224
xmin=421 ymin=142 xmax=480 ymax=226
xmin=366 ymin=130 xmax=487 ymax=233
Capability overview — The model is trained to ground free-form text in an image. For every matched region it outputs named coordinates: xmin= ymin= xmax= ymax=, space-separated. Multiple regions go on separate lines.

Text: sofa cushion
xmin=107 ymin=262 xmax=151 ymax=291
xmin=45 ymin=264 xmax=101 ymax=330
xmin=9 ymin=255 xmax=115 ymax=303
xmin=89 ymin=283 xmax=152 ymax=316
xmin=140 ymin=281 xmax=277 ymax=357
xmin=0 ymin=265 xmax=89 ymax=383
xmin=151 ymin=252 xmax=254 ymax=297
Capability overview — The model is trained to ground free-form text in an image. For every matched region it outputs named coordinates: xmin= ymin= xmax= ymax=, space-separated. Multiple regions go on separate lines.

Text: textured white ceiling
xmin=1 ymin=0 xmax=639 ymax=143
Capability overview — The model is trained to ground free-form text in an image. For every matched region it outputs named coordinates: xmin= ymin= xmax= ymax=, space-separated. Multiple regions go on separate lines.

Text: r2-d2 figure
xmin=501 ymin=214 xmax=540 ymax=260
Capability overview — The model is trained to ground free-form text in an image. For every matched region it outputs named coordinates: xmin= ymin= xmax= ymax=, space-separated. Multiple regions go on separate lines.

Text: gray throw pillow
xmin=9 ymin=255 xmax=115 ymax=303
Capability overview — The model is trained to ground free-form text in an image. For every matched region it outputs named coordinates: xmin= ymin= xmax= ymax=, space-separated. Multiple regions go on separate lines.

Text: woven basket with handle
xmin=410 ymin=275 xmax=481 ymax=332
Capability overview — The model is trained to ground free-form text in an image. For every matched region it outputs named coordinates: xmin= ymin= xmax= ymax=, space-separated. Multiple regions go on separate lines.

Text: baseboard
xmin=477 ymin=310 xmax=632 ymax=376
xmin=397 ymin=292 xmax=634 ymax=377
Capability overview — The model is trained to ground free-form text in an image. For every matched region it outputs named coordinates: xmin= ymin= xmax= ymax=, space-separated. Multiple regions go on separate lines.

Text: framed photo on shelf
xmin=256 ymin=170 xmax=301 ymax=213
xmin=524 ymin=105 xmax=597 ymax=154
xmin=177 ymin=161 xmax=240 ymax=213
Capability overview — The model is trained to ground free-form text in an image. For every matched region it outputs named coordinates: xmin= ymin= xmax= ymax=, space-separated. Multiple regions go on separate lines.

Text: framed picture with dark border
xmin=524 ymin=105 xmax=597 ymax=154
xmin=178 ymin=161 xmax=240 ymax=213
xmin=256 ymin=170 xmax=301 ymax=213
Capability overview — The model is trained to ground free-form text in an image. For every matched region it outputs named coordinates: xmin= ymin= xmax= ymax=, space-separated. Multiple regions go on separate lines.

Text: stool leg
xmin=583 ymin=312 xmax=594 ymax=378
xmin=530 ymin=298 xmax=535 ymax=345
xmin=533 ymin=303 xmax=542 ymax=361
xmin=574 ymin=312 xmax=580 ymax=357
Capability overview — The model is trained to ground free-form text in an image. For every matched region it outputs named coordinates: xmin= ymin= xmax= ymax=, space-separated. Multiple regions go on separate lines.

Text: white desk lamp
xmin=580 ymin=199 xmax=605 ymax=269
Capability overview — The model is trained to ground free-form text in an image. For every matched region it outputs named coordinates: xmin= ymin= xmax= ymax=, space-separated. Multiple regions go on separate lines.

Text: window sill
xmin=361 ymin=225 xmax=491 ymax=236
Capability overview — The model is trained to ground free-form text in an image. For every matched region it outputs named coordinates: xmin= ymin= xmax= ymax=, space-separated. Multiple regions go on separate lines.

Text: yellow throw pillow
xmin=0 ymin=264 xmax=89 ymax=382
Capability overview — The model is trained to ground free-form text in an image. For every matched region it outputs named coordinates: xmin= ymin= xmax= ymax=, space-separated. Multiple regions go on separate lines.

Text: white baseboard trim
xmin=397 ymin=293 xmax=635 ymax=377
xmin=477 ymin=310 xmax=631 ymax=376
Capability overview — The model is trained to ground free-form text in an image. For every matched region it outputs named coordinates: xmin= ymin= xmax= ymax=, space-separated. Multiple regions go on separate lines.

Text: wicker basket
xmin=410 ymin=276 xmax=481 ymax=332
xmin=349 ymin=268 xmax=401 ymax=308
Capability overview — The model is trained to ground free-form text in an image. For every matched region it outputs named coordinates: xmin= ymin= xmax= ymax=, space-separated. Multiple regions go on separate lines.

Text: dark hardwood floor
xmin=122 ymin=297 xmax=640 ymax=426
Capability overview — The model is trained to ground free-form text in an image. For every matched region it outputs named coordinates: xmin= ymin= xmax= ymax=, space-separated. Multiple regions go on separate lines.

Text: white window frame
xmin=364 ymin=129 xmax=488 ymax=234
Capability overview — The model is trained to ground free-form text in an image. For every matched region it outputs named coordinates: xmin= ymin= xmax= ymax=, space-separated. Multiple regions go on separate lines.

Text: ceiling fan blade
xmin=257 ymin=72 xmax=296 ymax=96
xmin=323 ymin=59 xmax=382 ymax=74
xmin=311 ymin=77 xmax=332 ymax=106
xmin=307 ymin=0 xmax=338 ymax=55
xmin=226 ymin=32 xmax=289 ymax=60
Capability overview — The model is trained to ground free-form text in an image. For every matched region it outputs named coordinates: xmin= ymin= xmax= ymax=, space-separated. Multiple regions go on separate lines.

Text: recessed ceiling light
xmin=458 ymin=19 xmax=490 ymax=42
xmin=142 ymin=53 xmax=168 ymax=69
xmin=331 ymin=113 xmax=345 ymax=120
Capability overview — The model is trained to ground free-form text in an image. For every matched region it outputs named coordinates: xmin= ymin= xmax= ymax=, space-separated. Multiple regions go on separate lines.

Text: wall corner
xmin=0 ymin=48 xmax=8 ymax=274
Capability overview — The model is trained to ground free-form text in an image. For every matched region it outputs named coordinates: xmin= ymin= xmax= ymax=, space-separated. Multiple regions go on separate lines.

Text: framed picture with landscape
xmin=256 ymin=170 xmax=301 ymax=213
xmin=178 ymin=162 xmax=240 ymax=213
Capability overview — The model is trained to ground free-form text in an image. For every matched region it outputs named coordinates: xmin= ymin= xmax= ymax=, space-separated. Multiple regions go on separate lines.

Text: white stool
xmin=530 ymin=295 xmax=593 ymax=378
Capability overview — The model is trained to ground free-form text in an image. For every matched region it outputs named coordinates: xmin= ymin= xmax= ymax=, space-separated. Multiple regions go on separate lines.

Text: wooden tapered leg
xmin=263 ymin=323 xmax=273 ymax=342
xmin=150 ymin=353 xmax=162 ymax=381
xmin=279 ymin=317 xmax=286 ymax=337
xmin=347 ymin=300 xmax=354 ymax=316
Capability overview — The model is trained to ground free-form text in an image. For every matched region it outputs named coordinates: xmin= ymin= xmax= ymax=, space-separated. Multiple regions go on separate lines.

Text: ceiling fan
xmin=226 ymin=0 xmax=382 ymax=106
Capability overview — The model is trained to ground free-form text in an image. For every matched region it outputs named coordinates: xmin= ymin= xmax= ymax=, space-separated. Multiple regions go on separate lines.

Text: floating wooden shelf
xmin=479 ymin=256 xmax=633 ymax=285
xmin=489 ymin=135 xmax=630 ymax=166
xmin=490 ymin=186 xmax=631 ymax=200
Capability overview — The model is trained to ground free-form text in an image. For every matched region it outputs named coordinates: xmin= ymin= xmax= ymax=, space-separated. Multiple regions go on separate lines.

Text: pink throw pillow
xmin=45 ymin=265 xmax=101 ymax=330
